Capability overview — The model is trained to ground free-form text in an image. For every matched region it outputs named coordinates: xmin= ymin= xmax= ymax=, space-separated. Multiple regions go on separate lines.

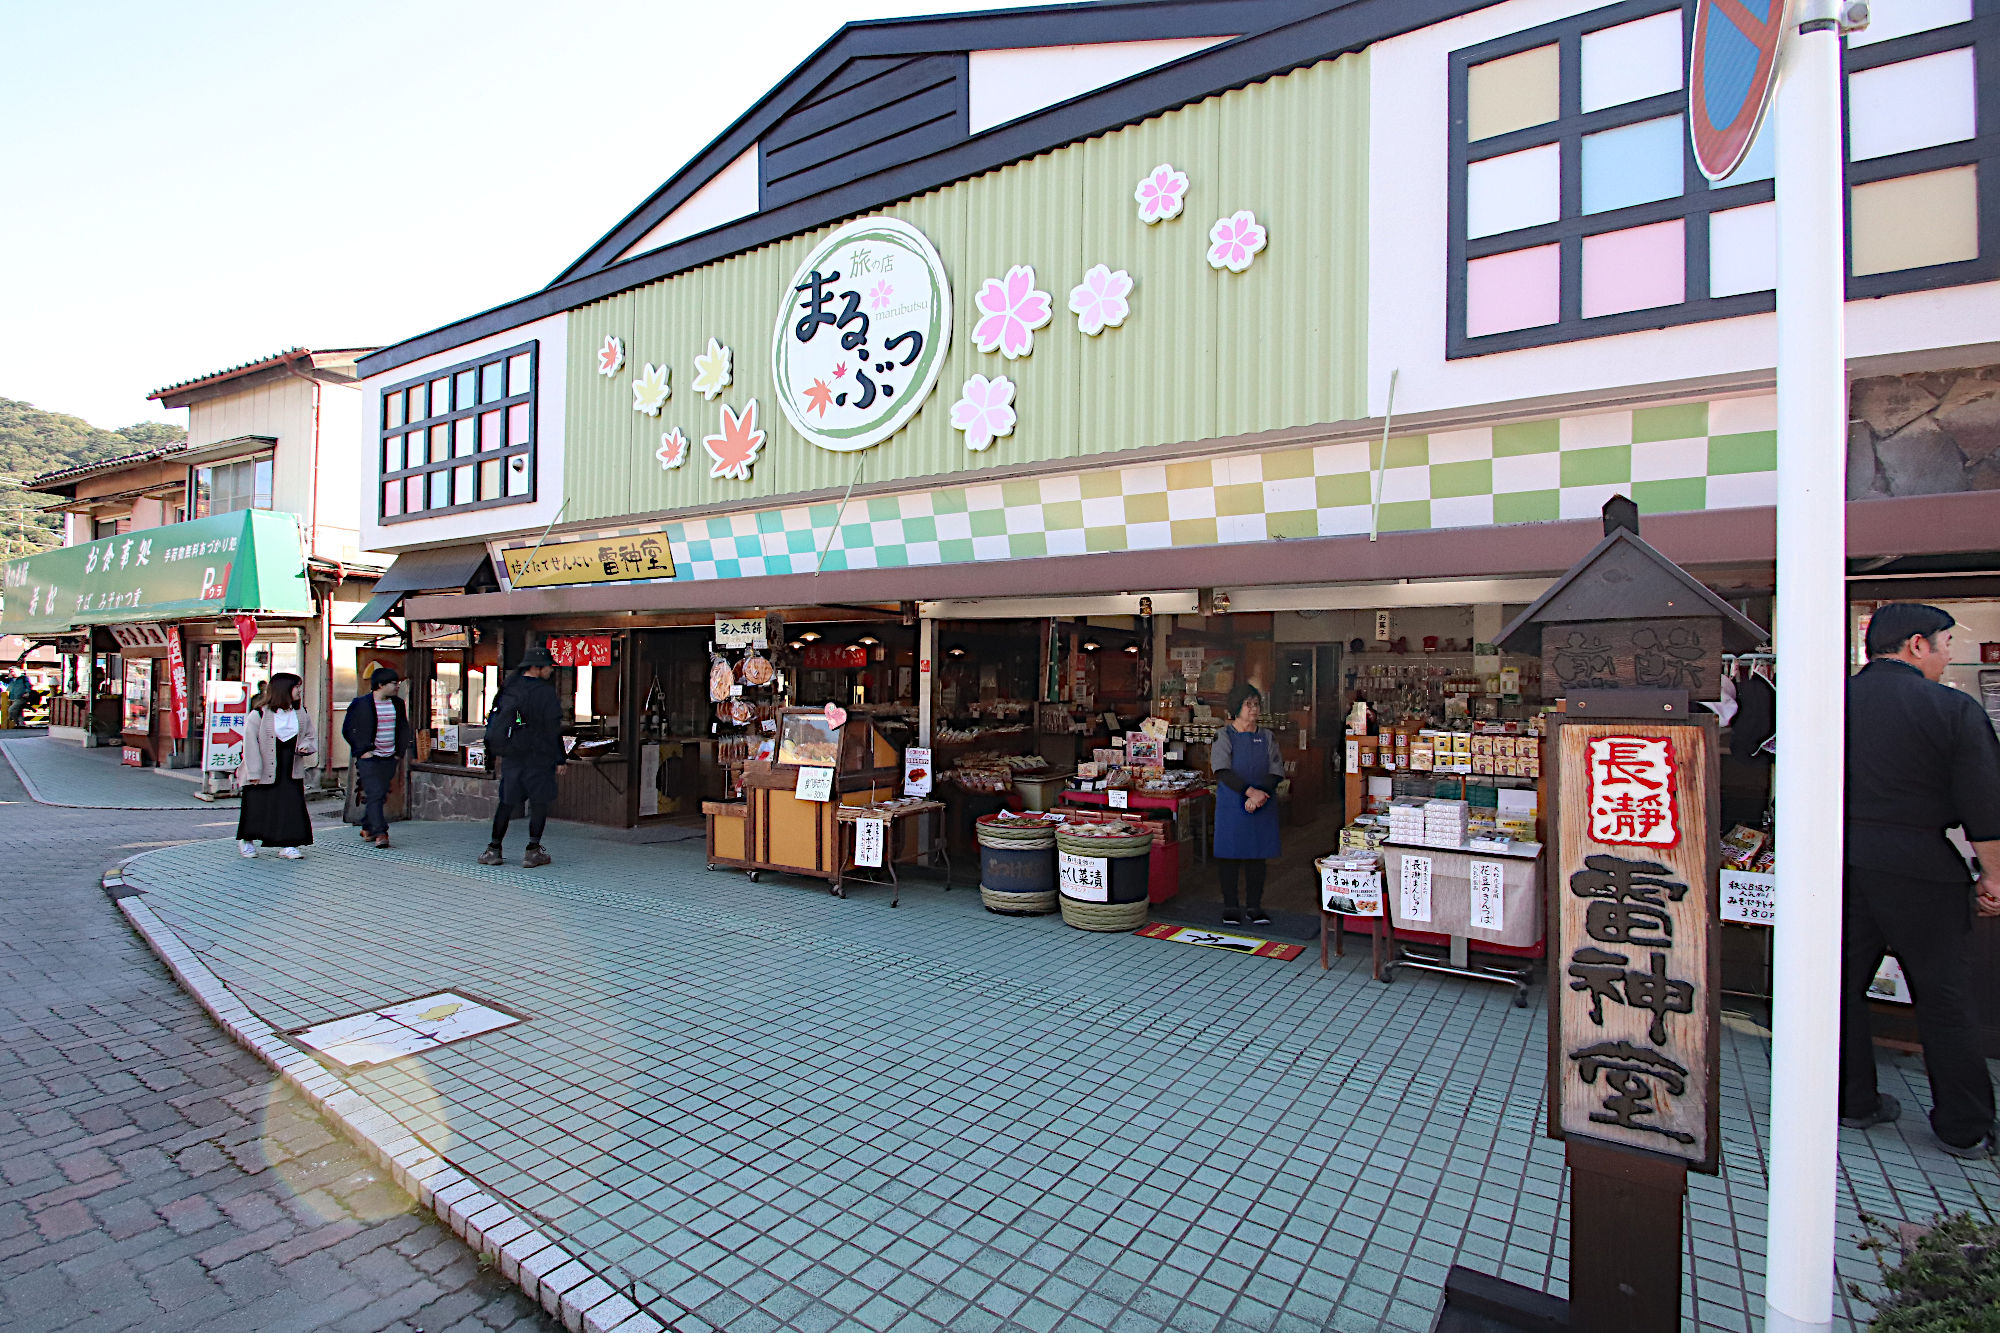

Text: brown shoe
xmin=373 ymin=835 xmax=392 ymax=849
xmin=359 ymin=827 xmax=374 ymax=839
xmin=522 ymin=846 xmax=551 ymax=868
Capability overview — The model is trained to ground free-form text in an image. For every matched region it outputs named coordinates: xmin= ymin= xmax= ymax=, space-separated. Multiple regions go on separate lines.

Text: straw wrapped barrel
xmin=977 ymin=815 xmax=1059 ymax=915
xmin=1054 ymin=825 xmax=1151 ymax=931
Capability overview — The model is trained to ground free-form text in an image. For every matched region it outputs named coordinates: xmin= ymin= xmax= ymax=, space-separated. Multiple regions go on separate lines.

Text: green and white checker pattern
xmin=637 ymin=396 xmax=1776 ymax=582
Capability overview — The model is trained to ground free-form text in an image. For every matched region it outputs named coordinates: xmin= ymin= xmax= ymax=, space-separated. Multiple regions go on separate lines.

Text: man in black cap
xmin=479 ymin=646 xmax=566 ymax=867
xmin=1841 ymin=602 xmax=2000 ymax=1158
xmin=342 ymin=666 xmax=410 ymax=849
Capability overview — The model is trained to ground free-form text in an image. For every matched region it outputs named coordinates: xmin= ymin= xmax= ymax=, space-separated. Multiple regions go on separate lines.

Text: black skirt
xmin=237 ymin=736 xmax=314 ymax=848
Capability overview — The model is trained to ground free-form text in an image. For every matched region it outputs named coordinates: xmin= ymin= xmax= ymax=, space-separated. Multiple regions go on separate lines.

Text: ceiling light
xmin=1083 ymin=639 xmax=1102 ymax=652
xmin=947 ymin=645 xmax=967 ymax=658
xmin=788 ymin=640 xmax=804 ymax=650
xmin=857 ymin=634 xmax=880 ymax=646
xmin=1123 ymin=643 xmax=1140 ymax=654
xmin=799 ymin=630 xmax=822 ymax=642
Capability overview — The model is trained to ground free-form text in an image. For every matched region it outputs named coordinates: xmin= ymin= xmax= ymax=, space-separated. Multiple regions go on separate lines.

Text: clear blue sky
xmin=0 ymin=0 xmax=1047 ymax=431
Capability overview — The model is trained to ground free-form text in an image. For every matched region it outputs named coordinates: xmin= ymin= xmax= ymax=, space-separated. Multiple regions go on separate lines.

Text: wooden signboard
xmin=1548 ymin=716 xmax=1721 ymax=1174
xmin=1541 ymin=618 xmax=1724 ymax=698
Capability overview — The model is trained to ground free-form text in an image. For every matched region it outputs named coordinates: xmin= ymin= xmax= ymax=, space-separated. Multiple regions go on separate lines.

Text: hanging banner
xmin=165 ymin=628 xmax=188 ymax=740
xmin=547 ymin=635 xmax=613 ymax=668
xmin=772 ymin=216 xmax=953 ymax=453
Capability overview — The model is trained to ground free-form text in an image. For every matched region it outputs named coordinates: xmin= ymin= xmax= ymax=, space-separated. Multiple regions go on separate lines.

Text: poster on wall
xmin=165 ymin=629 xmax=188 ymax=740
xmin=771 ymin=216 xmax=953 ymax=454
xmin=122 ymin=658 xmax=153 ymax=734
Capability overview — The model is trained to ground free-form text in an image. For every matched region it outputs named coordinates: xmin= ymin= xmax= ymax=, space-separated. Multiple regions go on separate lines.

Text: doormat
xmin=291 ymin=991 xmax=521 ymax=1070
xmin=1135 ymin=923 xmax=1305 ymax=961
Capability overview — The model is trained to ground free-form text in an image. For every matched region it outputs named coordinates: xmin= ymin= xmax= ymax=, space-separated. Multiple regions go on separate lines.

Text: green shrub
xmin=1855 ymin=1211 xmax=2000 ymax=1331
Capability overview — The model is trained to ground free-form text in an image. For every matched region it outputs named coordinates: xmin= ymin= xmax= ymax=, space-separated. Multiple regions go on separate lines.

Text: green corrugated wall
xmin=563 ymin=50 xmax=1369 ymax=523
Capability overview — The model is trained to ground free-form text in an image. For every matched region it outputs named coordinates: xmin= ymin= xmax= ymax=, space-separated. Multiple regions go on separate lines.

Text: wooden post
xmin=1565 ymin=1138 xmax=1688 ymax=1331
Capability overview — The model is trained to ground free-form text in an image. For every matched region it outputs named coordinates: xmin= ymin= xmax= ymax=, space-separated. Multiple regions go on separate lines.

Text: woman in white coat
xmin=237 ymin=672 xmax=317 ymax=858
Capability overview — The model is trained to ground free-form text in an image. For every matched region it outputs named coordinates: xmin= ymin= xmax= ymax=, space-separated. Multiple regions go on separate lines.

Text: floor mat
xmin=1134 ymin=922 xmax=1305 ymax=961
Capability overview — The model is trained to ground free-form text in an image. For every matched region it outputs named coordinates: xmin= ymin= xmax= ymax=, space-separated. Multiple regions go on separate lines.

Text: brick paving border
xmin=110 ymin=865 xmax=659 ymax=1333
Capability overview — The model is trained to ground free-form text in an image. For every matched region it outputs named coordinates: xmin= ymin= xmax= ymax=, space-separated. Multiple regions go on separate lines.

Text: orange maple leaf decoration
xmin=803 ymin=378 xmax=834 ymax=418
xmin=704 ymin=399 xmax=766 ymax=481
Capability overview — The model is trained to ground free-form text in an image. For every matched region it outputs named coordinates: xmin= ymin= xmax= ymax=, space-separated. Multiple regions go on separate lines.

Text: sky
xmin=0 ymin=0 xmax=1050 ymax=431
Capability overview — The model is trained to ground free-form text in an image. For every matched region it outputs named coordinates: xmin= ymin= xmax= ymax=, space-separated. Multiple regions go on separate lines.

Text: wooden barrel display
xmin=975 ymin=814 xmax=1060 ymax=915
xmin=1053 ymin=825 xmax=1152 ymax=931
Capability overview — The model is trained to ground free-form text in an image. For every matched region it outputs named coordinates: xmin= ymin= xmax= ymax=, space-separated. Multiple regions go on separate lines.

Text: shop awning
xmin=351 ymin=544 xmax=494 ymax=624
xmin=0 ymin=509 xmax=313 ymax=637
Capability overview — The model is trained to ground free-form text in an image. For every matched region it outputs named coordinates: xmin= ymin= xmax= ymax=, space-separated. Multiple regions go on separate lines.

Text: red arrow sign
xmin=209 ymin=728 xmax=242 ymax=747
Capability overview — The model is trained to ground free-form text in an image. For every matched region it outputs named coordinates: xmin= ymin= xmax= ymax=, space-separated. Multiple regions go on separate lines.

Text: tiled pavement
xmin=113 ymin=816 xmax=1999 ymax=1332
xmin=0 ymin=744 xmax=555 ymax=1332
xmin=2 ymin=737 xmax=213 ymax=809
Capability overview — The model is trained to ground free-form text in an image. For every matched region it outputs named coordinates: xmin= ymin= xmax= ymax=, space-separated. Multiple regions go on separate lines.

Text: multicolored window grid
xmin=379 ymin=342 xmax=538 ymax=523
xmin=1448 ymin=0 xmax=1997 ymax=356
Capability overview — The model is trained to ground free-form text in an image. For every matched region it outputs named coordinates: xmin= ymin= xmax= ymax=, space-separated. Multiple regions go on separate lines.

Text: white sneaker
xmin=238 ymin=841 xmax=258 ymax=858
xmin=278 ymin=847 xmax=304 ymax=860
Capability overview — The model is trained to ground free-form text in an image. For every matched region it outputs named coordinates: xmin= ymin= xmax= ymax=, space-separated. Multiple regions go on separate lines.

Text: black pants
xmin=1218 ymin=858 xmax=1267 ymax=911
xmin=492 ymin=763 xmax=557 ymax=847
xmin=356 ymin=757 xmax=397 ymax=837
xmin=1839 ymin=866 xmax=1995 ymax=1147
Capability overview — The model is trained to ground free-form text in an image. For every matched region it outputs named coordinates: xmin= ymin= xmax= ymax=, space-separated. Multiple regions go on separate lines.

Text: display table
xmin=833 ymin=800 xmax=948 ymax=905
xmin=1327 ymin=840 xmax=1544 ymax=1006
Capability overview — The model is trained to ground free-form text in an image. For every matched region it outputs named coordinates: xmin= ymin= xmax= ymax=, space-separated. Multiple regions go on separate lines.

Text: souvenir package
xmin=1721 ymin=824 xmax=1769 ymax=871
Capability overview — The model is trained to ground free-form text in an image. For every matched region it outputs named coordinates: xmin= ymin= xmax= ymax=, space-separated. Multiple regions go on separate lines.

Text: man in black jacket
xmin=479 ymin=647 xmax=567 ymax=868
xmin=1841 ymin=602 xmax=2000 ymax=1158
xmin=341 ymin=667 xmax=411 ymax=849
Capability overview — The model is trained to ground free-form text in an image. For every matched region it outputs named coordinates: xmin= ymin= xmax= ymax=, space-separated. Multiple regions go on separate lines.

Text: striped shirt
xmin=373 ymin=701 xmax=396 ymax=757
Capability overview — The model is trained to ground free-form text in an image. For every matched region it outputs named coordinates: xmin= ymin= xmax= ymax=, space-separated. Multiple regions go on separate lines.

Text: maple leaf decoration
xmin=704 ymin=399 xmax=766 ymax=482
xmin=803 ymin=378 xmax=834 ymax=418
xmin=691 ymin=337 xmax=733 ymax=401
xmin=597 ymin=335 xmax=625 ymax=377
xmin=833 ymin=362 xmax=847 ymax=379
xmin=631 ymin=362 xmax=670 ymax=416
xmin=656 ymin=427 xmax=689 ymax=470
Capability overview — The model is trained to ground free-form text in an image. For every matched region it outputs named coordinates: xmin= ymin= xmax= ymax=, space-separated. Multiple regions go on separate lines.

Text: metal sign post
xmin=1767 ymin=3 xmax=1852 ymax=1330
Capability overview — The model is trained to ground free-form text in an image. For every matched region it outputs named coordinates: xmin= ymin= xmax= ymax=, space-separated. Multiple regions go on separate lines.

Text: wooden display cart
xmin=703 ymin=706 xmax=904 ymax=892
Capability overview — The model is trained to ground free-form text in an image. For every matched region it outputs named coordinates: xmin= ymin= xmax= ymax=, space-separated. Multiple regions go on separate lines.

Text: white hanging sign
xmin=1058 ymin=851 xmax=1110 ymax=902
xmin=1719 ymin=869 xmax=1776 ymax=925
xmin=1469 ymin=859 xmax=1506 ymax=933
xmin=1398 ymin=854 xmax=1433 ymax=923
xmin=1320 ymin=864 xmax=1383 ymax=917
xmin=902 ymin=746 xmax=932 ymax=796
xmin=854 ymin=818 xmax=885 ymax=868
xmin=1108 ymin=788 xmax=1129 ymax=809
xmin=772 ymin=216 xmax=952 ymax=454
xmin=714 ymin=617 xmax=763 ymax=648
xmin=794 ymin=766 xmax=835 ymax=801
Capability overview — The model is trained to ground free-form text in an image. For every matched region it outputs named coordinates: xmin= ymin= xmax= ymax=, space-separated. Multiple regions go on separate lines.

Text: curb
xmin=106 ymin=855 xmax=665 ymax=1333
xmin=3 ymin=739 xmax=215 ymax=810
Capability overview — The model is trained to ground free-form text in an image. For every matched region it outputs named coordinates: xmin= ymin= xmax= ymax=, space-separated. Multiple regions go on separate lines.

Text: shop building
xmin=354 ymin=0 xmax=2000 ymax=1024
xmin=1 ymin=348 xmax=385 ymax=779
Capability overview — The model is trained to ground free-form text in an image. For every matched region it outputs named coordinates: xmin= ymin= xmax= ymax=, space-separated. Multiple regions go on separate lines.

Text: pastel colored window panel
xmin=405 ymin=477 xmax=424 ymax=513
xmin=454 ymin=418 xmax=476 ymax=456
xmin=1846 ymin=0 xmax=1971 ymax=46
xmin=506 ymin=456 xmax=532 ymax=496
xmin=1709 ymin=202 xmax=1777 ymax=297
xmin=430 ymin=425 xmax=451 ymax=464
xmin=1466 ymin=245 xmax=1561 ymax=336
xmin=455 ymin=370 xmax=477 ymax=408
xmin=1467 ymin=45 xmax=1559 ymax=141
xmin=479 ymin=410 xmax=502 ymax=450
xmin=406 ymin=385 xmax=426 ymax=421
xmin=1580 ymin=10 xmax=1683 ymax=113
xmin=1847 ymin=48 xmax=1977 ymax=162
xmin=431 ymin=379 xmax=450 ymax=414
xmin=1466 ymin=143 xmax=1561 ymax=238
xmin=429 ymin=471 xmax=450 ymax=509
xmin=1851 ymin=166 xmax=1979 ymax=276
xmin=480 ymin=459 xmax=501 ymax=499
xmin=508 ymin=402 xmax=532 ymax=445
xmin=383 ymin=392 xmax=403 ymax=430
xmin=480 ymin=361 xmax=505 ymax=403
xmin=454 ymin=465 xmax=475 ymax=502
xmin=508 ymin=353 xmax=532 ymax=397
xmin=1582 ymin=116 xmax=1685 ymax=214
xmin=382 ymin=483 xmax=402 ymax=519
xmin=382 ymin=435 xmax=403 ymax=473
xmin=1582 ymin=219 xmax=1686 ymax=317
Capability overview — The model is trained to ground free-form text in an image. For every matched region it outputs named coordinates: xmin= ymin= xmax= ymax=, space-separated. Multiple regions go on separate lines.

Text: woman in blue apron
xmin=1211 ymin=682 xmax=1282 ymax=926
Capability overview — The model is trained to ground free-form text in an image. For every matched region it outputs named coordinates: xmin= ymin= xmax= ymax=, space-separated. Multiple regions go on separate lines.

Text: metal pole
xmin=1766 ymin=5 xmax=1847 ymax=1330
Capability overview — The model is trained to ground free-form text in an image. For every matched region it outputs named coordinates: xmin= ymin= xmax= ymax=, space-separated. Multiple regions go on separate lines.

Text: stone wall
xmin=1849 ymin=365 xmax=2000 ymax=498
xmin=408 ymin=766 xmax=497 ymax=822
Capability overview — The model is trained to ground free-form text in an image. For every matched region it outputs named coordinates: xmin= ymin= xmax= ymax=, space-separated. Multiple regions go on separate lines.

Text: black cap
xmin=520 ymin=646 xmax=556 ymax=668
xmin=369 ymin=666 xmax=402 ymax=688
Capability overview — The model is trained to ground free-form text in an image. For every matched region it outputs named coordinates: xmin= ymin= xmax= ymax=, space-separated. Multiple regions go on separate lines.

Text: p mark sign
xmin=1689 ymin=0 xmax=1788 ymax=181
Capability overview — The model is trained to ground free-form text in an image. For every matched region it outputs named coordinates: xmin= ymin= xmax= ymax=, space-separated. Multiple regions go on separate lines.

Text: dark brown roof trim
xmin=359 ymin=0 xmax=1496 ymax=379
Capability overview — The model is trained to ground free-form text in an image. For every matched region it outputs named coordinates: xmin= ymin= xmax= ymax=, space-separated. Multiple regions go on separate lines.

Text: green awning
xmin=0 ymin=510 xmax=313 ymax=637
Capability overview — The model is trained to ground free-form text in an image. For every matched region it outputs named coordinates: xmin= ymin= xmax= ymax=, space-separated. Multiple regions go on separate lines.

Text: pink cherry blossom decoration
xmin=949 ymin=374 xmax=1017 ymax=453
xmin=1068 ymin=265 xmax=1133 ymax=337
xmin=868 ymin=280 xmax=895 ymax=312
xmin=971 ymin=266 xmax=1052 ymax=360
xmin=1134 ymin=164 xmax=1189 ymax=225
xmin=1207 ymin=210 xmax=1268 ymax=274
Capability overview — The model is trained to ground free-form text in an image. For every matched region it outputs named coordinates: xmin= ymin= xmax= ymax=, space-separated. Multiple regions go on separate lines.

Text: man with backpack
xmin=479 ymin=645 xmax=566 ymax=867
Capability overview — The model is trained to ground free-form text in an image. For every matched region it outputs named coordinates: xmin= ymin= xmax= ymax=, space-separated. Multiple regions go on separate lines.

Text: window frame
xmin=186 ymin=451 xmax=275 ymax=520
xmin=1446 ymin=0 xmax=2000 ymax=358
xmin=377 ymin=340 xmax=538 ymax=525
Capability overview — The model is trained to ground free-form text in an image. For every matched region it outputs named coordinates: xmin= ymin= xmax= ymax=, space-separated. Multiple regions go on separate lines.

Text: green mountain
xmin=0 ymin=398 xmax=188 ymax=554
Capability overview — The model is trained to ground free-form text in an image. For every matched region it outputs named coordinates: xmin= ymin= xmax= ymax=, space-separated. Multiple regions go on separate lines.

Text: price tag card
xmin=1399 ymin=855 xmax=1433 ymax=923
xmin=1059 ymin=851 xmax=1110 ymax=902
xmin=854 ymin=818 xmax=885 ymax=868
xmin=1469 ymin=859 xmax=1506 ymax=933
xmin=903 ymin=746 xmax=932 ymax=796
xmin=794 ymin=766 xmax=835 ymax=801
xmin=1108 ymin=788 xmax=1129 ymax=809
xmin=1719 ymin=870 xmax=1776 ymax=926
xmin=1319 ymin=865 xmax=1384 ymax=917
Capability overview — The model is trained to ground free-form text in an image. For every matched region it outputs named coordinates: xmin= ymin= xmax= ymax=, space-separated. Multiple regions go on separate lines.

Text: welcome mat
xmin=1135 ymin=923 xmax=1305 ymax=961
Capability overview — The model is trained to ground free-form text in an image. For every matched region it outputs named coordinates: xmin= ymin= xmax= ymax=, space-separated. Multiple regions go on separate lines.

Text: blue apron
xmin=1213 ymin=728 xmax=1281 ymax=860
